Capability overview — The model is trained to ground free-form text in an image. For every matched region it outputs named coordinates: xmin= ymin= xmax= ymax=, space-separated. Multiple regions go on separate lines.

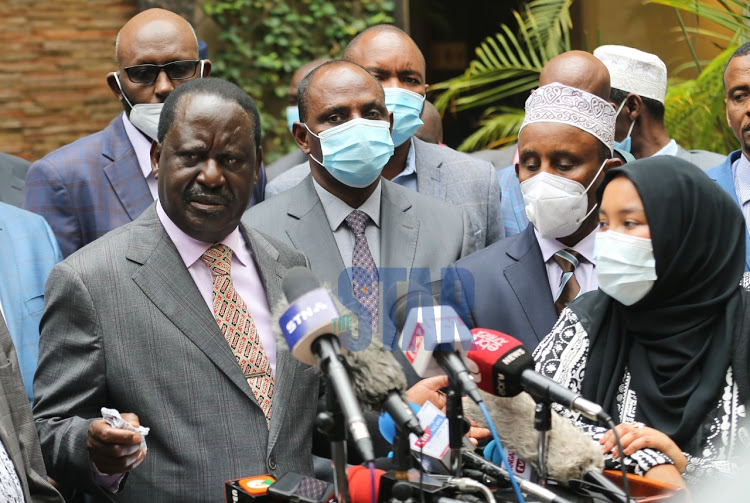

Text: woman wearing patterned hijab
xmin=533 ymin=156 xmax=750 ymax=486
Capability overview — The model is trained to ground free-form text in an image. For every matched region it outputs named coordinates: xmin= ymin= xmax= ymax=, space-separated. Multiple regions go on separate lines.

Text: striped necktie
xmin=201 ymin=244 xmax=274 ymax=425
xmin=552 ymin=248 xmax=582 ymax=315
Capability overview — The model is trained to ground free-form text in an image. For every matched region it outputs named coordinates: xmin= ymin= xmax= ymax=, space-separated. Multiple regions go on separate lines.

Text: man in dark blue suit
xmin=444 ymin=78 xmax=621 ymax=350
xmin=24 ymin=9 xmax=211 ymax=258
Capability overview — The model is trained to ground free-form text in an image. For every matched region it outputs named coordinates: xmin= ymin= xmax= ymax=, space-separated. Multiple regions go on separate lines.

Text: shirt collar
xmin=392 ymin=140 xmax=417 ymax=183
xmin=312 ymin=178 xmax=382 ymax=232
xmin=535 ymin=224 xmax=598 ymax=265
xmin=156 ymin=200 xmax=249 ymax=268
xmin=652 ymin=138 xmax=678 ymax=157
xmin=121 ymin=111 xmax=155 ymax=181
xmin=733 ymin=153 xmax=750 ymax=206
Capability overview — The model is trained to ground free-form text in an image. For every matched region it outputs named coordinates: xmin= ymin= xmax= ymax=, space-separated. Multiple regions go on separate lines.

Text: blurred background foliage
xmin=431 ymin=0 xmax=748 ymax=155
xmin=203 ymin=0 xmax=394 ymax=162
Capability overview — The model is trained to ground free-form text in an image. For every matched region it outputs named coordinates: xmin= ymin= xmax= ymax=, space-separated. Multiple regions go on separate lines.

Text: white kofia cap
xmin=520 ymin=82 xmax=616 ymax=153
xmin=593 ymin=44 xmax=668 ymax=103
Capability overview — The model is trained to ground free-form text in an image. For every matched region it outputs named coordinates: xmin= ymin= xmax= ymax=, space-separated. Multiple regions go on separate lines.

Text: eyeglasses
xmin=123 ymin=60 xmax=201 ymax=84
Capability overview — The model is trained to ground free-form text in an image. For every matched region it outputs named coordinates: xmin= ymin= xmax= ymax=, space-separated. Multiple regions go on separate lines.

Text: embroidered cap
xmin=520 ymin=82 xmax=616 ymax=153
xmin=593 ymin=45 xmax=667 ymax=103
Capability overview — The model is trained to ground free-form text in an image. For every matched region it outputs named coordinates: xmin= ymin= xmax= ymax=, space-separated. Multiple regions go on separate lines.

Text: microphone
xmin=347 ymin=465 xmax=384 ymax=503
xmin=387 ymin=285 xmax=482 ymax=404
xmin=280 ymin=267 xmax=374 ymax=462
xmin=467 ymin=328 xmax=611 ymax=423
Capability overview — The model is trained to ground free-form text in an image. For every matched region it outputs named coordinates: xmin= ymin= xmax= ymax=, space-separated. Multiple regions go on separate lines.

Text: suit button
xmin=268 ymin=456 xmax=277 ymax=471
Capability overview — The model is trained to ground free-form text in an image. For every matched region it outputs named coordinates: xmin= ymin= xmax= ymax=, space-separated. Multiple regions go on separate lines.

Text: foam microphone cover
xmin=347 ymin=465 xmax=384 ymax=503
xmin=464 ymin=391 xmax=604 ymax=484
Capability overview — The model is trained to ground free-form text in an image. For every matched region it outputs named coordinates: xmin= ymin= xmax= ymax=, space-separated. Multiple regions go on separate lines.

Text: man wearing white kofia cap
xmin=444 ymin=83 xmax=621 ymax=350
xmin=594 ymin=44 xmax=724 ymax=170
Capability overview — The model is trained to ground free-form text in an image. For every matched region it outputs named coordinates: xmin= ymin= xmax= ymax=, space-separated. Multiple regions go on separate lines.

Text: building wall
xmin=0 ymin=0 xmax=136 ymax=160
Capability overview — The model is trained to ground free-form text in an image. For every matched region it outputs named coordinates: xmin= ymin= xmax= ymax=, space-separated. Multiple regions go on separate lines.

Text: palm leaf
xmin=430 ymin=0 xmax=572 ymax=151
xmin=648 ymin=0 xmax=750 ymax=38
xmin=456 ymin=108 xmax=526 ymax=152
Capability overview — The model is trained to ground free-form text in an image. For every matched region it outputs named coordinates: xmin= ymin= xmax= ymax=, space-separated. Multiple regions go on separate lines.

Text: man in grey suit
xmin=33 ymin=78 xmax=318 ymax=502
xmin=265 ymin=25 xmax=502 ymax=249
xmin=0 ymin=313 xmax=63 ymax=502
xmin=0 ymin=152 xmax=29 ymax=208
xmin=245 ymin=59 xmax=476 ymax=458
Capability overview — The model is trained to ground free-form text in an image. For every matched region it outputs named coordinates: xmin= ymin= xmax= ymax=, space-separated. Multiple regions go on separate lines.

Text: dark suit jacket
xmin=0 ymin=152 xmax=30 ymax=208
xmin=33 ymin=205 xmax=319 ymax=502
xmin=24 ymin=115 xmax=152 ymax=258
xmin=443 ymin=224 xmax=558 ymax=351
xmin=0 ymin=314 xmax=63 ymax=502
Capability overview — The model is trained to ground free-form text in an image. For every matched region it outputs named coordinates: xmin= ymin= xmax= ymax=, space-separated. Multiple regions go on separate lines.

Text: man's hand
xmin=405 ymin=375 xmax=450 ymax=408
xmin=600 ymin=422 xmax=687 ymax=473
xmin=87 ymin=412 xmax=146 ymax=475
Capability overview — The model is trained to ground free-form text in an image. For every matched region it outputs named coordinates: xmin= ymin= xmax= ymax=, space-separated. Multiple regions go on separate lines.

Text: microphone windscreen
xmin=465 ymin=391 xmax=604 ymax=484
xmin=345 ymin=336 xmax=407 ymax=411
xmin=347 ymin=465 xmax=384 ymax=503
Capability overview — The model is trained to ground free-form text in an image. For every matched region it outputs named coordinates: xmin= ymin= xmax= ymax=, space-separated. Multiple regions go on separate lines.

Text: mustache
xmin=183 ymin=186 xmax=234 ymax=205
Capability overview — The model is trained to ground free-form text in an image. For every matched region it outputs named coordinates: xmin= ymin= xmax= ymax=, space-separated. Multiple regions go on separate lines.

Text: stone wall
xmin=0 ymin=0 xmax=137 ymax=160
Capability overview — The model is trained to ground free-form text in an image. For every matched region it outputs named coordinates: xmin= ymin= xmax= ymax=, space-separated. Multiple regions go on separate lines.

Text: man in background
xmin=266 ymin=25 xmax=503 ymax=249
xmin=0 ymin=152 xmax=30 ymax=207
xmin=24 ymin=9 xmax=211 ymax=257
xmin=594 ymin=44 xmax=724 ymax=169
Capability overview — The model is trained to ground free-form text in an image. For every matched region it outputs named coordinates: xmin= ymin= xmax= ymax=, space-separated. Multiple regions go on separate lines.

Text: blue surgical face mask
xmin=286 ymin=105 xmax=300 ymax=133
xmin=612 ymin=99 xmax=635 ymax=153
xmin=306 ymin=118 xmax=395 ymax=188
xmin=384 ymin=87 xmax=425 ymax=147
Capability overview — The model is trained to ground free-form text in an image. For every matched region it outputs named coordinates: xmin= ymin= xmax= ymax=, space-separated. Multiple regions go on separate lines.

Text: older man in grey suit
xmin=0 ymin=152 xmax=29 ymax=208
xmin=33 ymin=79 xmax=318 ymax=502
xmin=265 ymin=25 xmax=502 ymax=249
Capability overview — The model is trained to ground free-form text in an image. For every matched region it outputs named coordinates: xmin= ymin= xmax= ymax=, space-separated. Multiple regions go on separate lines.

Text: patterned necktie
xmin=201 ymin=244 xmax=273 ymax=425
xmin=552 ymin=249 xmax=582 ymax=315
xmin=344 ymin=210 xmax=380 ymax=336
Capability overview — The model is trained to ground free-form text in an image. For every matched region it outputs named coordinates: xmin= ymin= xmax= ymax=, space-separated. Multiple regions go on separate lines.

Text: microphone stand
xmin=446 ymin=387 xmax=464 ymax=477
xmin=534 ymin=402 xmax=552 ymax=485
xmin=322 ymin=390 xmax=351 ymax=503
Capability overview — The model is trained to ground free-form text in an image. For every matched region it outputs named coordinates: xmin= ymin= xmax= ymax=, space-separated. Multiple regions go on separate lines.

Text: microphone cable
xmin=367 ymin=461 xmax=376 ymax=503
xmin=606 ymin=418 xmax=632 ymax=503
xmin=477 ymin=401 xmax=525 ymax=503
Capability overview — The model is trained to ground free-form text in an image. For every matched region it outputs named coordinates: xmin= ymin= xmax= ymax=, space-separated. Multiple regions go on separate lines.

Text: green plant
xmin=203 ymin=0 xmax=394 ymax=162
xmin=649 ymin=0 xmax=748 ymax=152
xmin=430 ymin=0 xmax=573 ymax=151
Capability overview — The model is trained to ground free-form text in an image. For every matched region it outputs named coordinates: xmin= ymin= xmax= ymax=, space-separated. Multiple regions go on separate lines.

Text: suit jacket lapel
xmin=503 ymin=225 xmax=558 ymax=343
xmin=102 ymin=117 xmax=153 ymax=221
xmin=128 ymin=206 xmax=258 ymax=403
xmin=380 ymin=181 xmax=418 ymax=269
xmin=413 ymin=138 xmax=448 ymax=200
xmin=0 ymin=221 xmax=17 ymax=339
xmin=285 ymin=176 xmax=347 ymax=296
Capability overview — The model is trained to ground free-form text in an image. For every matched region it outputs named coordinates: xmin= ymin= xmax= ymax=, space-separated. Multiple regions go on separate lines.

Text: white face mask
xmin=520 ymin=158 xmax=607 ymax=239
xmin=113 ymin=60 xmax=205 ymax=140
xmin=594 ymin=230 xmax=657 ymax=306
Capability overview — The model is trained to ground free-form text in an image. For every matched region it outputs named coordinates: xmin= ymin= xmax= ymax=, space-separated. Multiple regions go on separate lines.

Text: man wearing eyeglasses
xmin=23 ymin=8 xmax=211 ymax=258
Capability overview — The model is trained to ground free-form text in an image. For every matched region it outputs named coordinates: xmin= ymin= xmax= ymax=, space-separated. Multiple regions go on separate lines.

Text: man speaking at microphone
xmin=33 ymin=78 xmax=318 ymax=502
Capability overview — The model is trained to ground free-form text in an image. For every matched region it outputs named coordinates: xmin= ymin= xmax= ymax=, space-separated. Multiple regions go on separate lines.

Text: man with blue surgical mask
xmin=244 ymin=58 xmax=478 ymax=460
xmin=265 ymin=25 xmax=503 ymax=250
xmin=24 ymin=8 xmax=211 ymax=257
xmin=593 ymin=45 xmax=723 ymax=170
xmin=444 ymin=82 xmax=622 ymax=350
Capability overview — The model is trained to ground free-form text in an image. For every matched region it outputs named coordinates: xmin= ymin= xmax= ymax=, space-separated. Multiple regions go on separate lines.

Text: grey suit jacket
xmin=675 ymin=144 xmax=726 ymax=172
xmin=243 ymin=175 xmax=476 ymax=347
xmin=0 ymin=152 xmax=30 ymax=208
xmin=0 ymin=314 xmax=63 ymax=502
xmin=264 ymin=138 xmax=503 ymax=249
xmin=33 ymin=205 xmax=319 ymax=502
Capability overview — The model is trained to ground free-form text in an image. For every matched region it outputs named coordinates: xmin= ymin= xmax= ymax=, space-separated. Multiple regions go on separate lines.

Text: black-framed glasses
xmin=123 ymin=60 xmax=201 ymax=84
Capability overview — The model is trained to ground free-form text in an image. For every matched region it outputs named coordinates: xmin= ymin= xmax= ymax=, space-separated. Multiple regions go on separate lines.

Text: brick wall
xmin=0 ymin=0 xmax=137 ymax=161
